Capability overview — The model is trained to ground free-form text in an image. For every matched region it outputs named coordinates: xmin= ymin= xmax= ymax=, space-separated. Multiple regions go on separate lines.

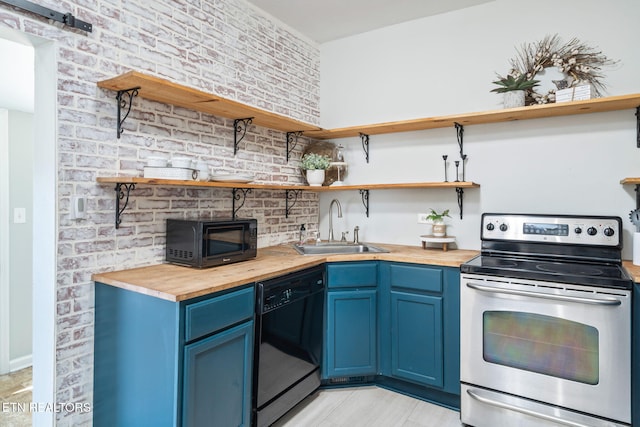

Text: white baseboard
xmin=10 ymin=354 xmax=32 ymax=372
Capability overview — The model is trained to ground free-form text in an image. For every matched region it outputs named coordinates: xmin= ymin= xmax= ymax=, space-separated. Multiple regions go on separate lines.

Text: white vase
xmin=306 ymin=169 xmax=325 ymax=186
xmin=432 ymin=222 xmax=446 ymax=237
xmin=634 ymin=232 xmax=640 ymax=266
xmin=503 ymin=90 xmax=525 ymax=108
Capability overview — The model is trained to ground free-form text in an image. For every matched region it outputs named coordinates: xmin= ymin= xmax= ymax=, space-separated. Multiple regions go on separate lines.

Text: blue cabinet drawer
xmin=327 ymin=262 xmax=378 ymax=288
xmin=388 ymin=264 xmax=442 ymax=293
xmin=184 ymin=286 xmax=254 ymax=342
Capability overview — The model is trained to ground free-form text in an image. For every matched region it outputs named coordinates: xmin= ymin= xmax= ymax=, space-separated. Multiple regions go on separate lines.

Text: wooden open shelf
xmin=98 ymin=71 xmax=640 ymax=140
xmin=621 ymin=178 xmax=640 ymax=185
xmin=305 ymin=94 xmax=640 ymax=139
xmin=96 ymin=176 xmax=479 ymax=191
xmin=97 ymin=176 xmax=479 ymax=228
xmin=97 ymin=71 xmax=322 ymax=133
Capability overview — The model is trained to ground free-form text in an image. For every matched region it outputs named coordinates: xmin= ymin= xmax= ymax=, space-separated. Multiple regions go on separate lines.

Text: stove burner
xmin=535 ymin=263 xmax=605 ymax=277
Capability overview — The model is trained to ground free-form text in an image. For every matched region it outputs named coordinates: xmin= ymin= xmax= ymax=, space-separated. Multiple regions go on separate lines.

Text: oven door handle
xmin=466 ymin=389 xmax=591 ymax=427
xmin=466 ymin=282 xmax=622 ymax=306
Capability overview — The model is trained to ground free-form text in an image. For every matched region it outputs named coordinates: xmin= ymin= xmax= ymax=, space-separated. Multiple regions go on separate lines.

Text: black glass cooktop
xmin=461 ymin=255 xmax=632 ymax=289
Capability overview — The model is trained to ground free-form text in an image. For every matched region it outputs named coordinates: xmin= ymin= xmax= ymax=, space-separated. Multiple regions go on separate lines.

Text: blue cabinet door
xmin=182 ymin=321 xmax=253 ymax=427
xmin=325 ymin=289 xmax=377 ymax=378
xmin=390 ymin=290 xmax=443 ymax=387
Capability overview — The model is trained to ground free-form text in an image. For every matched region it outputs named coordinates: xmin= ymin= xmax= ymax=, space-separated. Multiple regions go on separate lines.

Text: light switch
xmin=13 ymin=207 xmax=26 ymax=223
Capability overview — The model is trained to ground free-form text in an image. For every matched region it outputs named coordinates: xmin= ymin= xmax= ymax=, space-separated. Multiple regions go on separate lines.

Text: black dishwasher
xmin=252 ymin=265 xmax=325 ymax=427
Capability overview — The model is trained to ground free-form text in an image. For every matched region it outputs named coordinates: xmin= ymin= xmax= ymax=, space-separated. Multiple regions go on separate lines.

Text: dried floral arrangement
xmin=495 ymin=34 xmax=618 ymax=105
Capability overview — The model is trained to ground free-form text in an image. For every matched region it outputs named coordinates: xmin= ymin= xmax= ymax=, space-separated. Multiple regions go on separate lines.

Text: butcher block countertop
xmin=623 ymin=261 xmax=640 ymax=283
xmin=92 ymin=243 xmax=479 ymax=302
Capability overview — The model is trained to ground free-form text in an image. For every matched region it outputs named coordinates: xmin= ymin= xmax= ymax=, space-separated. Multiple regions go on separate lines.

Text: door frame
xmin=31 ymin=35 xmax=57 ymax=427
xmin=0 ymin=108 xmax=9 ymax=375
xmin=0 ymin=28 xmax=57 ymax=427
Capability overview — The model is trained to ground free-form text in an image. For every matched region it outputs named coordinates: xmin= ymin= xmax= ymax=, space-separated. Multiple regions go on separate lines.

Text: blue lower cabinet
xmin=379 ymin=262 xmax=460 ymax=398
xmin=325 ymin=289 xmax=377 ymax=378
xmin=93 ymin=283 xmax=254 ymax=427
xmin=183 ymin=321 xmax=253 ymax=427
xmin=390 ymin=291 xmax=443 ymax=387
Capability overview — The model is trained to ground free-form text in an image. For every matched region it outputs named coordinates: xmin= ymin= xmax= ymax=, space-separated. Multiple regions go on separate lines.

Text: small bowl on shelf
xmin=147 ymin=156 xmax=168 ymax=167
xmin=171 ymin=157 xmax=193 ymax=169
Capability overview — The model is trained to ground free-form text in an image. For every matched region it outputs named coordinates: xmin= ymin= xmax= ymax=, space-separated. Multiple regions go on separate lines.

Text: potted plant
xmin=491 ymin=74 xmax=540 ymax=108
xmin=301 ymin=153 xmax=331 ymax=186
xmin=427 ymin=208 xmax=451 ymax=237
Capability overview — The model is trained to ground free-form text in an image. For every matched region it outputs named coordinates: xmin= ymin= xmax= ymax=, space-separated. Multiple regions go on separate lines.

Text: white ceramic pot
xmin=306 ymin=169 xmax=325 ymax=186
xmin=503 ymin=90 xmax=525 ymax=109
xmin=432 ymin=222 xmax=446 ymax=237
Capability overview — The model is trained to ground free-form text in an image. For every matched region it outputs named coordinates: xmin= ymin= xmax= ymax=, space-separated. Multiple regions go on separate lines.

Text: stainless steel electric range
xmin=460 ymin=213 xmax=632 ymax=427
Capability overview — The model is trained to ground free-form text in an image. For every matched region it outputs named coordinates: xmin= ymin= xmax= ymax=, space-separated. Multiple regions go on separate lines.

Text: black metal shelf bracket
xmin=454 ymin=122 xmax=464 ymax=158
xmin=456 ymin=187 xmax=464 ymax=220
xmin=114 ymin=183 xmax=135 ymax=229
xmin=633 ymin=184 xmax=640 ymax=210
xmin=359 ymin=189 xmax=370 ymax=217
xmin=232 ymin=188 xmax=251 ymax=219
xmin=233 ymin=118 xmax=253 ymax=155
xmin=286 ymin=131 xmax=303 ymax=162
xmin=116 ymin=87 xmax=140 ymax=139
xmin=285 ymin=189 xmax=302 ymax=218
xmin=360 ymin=133 xmax=370 ymax=163
xmin=636 ymin=107 xmax=639 ymax=148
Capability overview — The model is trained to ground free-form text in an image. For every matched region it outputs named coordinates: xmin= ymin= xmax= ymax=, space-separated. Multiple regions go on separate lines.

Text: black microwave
xmin=166 ymin=218 xmax=257 ymax=268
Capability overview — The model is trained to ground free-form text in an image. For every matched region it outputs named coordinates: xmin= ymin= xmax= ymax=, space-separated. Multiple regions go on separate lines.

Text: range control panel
xmin=481 ymin=213 xmax=622 ymax=246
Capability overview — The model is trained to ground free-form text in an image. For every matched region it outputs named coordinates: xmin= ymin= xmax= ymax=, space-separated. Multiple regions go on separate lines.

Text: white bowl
xmin=147 ymin=156 xmax=168 ymax=167
xmin=171 ymin=157 xmax=193 ymax=168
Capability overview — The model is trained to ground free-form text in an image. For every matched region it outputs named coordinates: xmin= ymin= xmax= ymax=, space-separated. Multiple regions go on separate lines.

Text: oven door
xmin=460 ymin=273 xmax=631 ymax=424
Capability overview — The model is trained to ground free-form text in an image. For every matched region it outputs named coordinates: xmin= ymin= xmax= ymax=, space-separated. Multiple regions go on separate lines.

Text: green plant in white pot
xmin=491 ymin=74 xmax=540 ymax=108
xmin=427 ymin=208 xmax=451 ymax=237
xmin=301 ymin=153 xmax=331 ymax=186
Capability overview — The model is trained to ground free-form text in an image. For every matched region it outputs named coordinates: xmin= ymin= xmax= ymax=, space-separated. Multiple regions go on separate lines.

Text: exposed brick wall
xmin=0 ymin=0 xmax=320 ymax=425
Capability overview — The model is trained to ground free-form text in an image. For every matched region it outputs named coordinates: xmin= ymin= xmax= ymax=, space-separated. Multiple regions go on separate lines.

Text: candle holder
xmin=455 ymin=160 xmax=460 ymax=182
xmin=442 ymin=155 xmax=448 ymax=182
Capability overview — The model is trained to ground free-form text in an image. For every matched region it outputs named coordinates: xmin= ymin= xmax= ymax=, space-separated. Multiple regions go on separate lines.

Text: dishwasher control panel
xmin=258 ymin=266 xmax=324 ymax=314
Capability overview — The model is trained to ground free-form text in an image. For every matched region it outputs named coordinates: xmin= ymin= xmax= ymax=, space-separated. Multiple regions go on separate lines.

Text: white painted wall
xmin=318 ymin=0 xmax=640 ymax=259
xmin=8 ymin=110 xmax=33 ymax=369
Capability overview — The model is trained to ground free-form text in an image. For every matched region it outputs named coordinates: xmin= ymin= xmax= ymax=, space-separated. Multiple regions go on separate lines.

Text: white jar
xmin=195 ymin=161 xmax=210 ymax=181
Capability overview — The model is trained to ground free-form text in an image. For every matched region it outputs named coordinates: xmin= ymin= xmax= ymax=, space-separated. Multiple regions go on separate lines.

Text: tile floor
xmin=1 ymin=369 xmax=463 ymax=427
xmin=274 ymin=385 xmax=463 ymax=427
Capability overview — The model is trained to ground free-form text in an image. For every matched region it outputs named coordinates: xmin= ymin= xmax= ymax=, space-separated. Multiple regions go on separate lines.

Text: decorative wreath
xmin=502 ymin=34 xmax=618 ymax=105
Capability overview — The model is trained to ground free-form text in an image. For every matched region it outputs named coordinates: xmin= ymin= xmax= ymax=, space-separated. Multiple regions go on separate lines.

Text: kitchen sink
xmin=293 ymin=242 xmax=389 ymax=255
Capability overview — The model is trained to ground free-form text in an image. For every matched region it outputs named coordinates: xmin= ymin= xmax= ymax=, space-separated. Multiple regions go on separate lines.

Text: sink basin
xmin=293 ymin=243 xmax=389 ymax=255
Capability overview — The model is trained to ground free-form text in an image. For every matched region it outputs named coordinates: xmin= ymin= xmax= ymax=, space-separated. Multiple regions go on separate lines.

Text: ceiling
xmin=247 ymin=0 xmax=494 ymax=43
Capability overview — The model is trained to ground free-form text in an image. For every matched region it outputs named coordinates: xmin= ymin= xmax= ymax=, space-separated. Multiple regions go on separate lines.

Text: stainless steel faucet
xmin=328 ymin=199 xmax=342 ymax=242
